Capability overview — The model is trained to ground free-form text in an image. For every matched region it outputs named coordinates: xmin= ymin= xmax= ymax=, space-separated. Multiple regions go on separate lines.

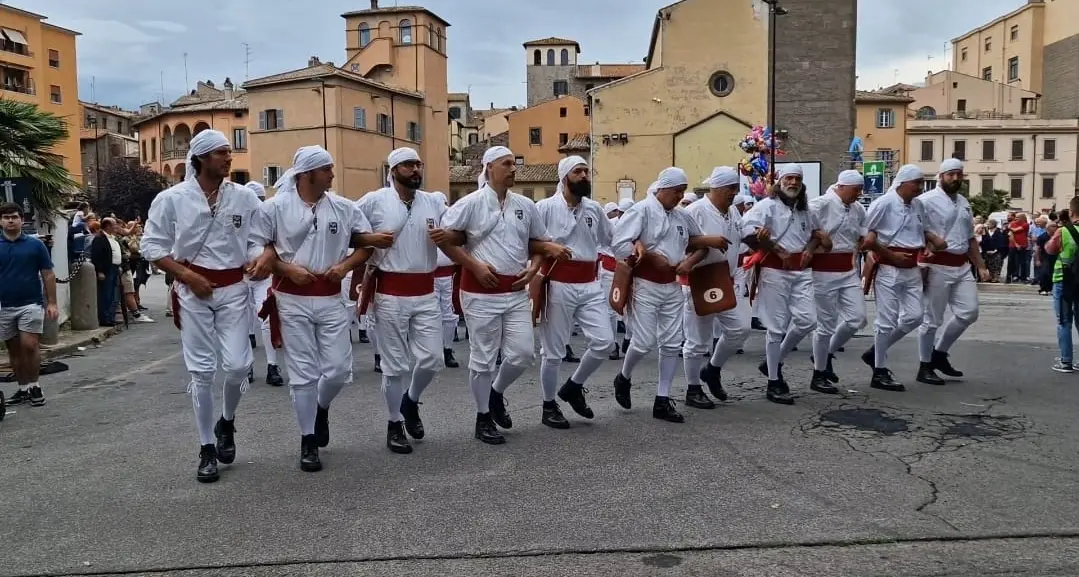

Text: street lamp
xmin=763 ymin=0 xmax=788 ymax=183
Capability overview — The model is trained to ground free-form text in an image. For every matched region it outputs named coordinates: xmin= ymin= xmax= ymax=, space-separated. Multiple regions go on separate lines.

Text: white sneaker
xmin=136 ymin=315 xmax=155 ymax=323
xmin=1052 ymin=360 xmax=1074 ymax=373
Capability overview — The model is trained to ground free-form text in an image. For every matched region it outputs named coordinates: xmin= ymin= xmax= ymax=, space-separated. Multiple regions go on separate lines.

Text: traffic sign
xmin=863 ymin=161 xmax=885 ymax=177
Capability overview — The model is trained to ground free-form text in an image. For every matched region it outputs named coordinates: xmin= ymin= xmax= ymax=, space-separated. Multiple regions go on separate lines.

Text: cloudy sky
xmin=25 ymin=0 xmax=1025 ymax=110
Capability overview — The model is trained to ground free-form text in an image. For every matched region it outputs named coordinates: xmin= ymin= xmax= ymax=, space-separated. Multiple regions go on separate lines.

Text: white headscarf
xmin=273 ymin=145 xmax=334 ymax=195
xmin=646 ymin=181 xmax=659 ymax=196
xmin=681 ymin=192 xmax=698 ymax=205
xmin=776 ymin=164 xmax=803 ymax=179
xmin=478 ymin=146 xmax=514 ymax=189
xmin=836 ymin=169 xmax=863 ymax=186
xmin=603 ymin=202 xmax=618 ymax=214
xmin=245 ymin=181 xmax=266 ymax=198
xmin=387 ymin=147 xmax=421 ymax=186
xmin=555 ymin=155 xmax=588 ymax=197
xmin=655 ymin=167 xmax=689 ymax=189
xmin=703 ymin=166 xmax=740 ymax=189
xmin=618 ymin=198 xmax=634 ymax=211
xmin=939 ymin=158 xmax=964 ymax=175
xmin=887 ymin=164 xmax=924 ymax=193
xmin=185 ymin=129 xmax=231 ymax=182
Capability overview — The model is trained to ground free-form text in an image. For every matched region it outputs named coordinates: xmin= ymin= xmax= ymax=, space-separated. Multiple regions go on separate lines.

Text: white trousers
xmin=538 ymin=280 xmax=614 ymax=400
xmin=461 ymin=290 xmax=534 ymax=373
xmin=435 ymin=276 xmax=458 ymax=348
xmin=682 ymin=284 xmax=750 ymax=378
xmin=248 ymin=277 xmax=276 ymax=365
xmin=757 ymin=268 xmax=816 ymax=380
xmin=919 ymin=263 xmax=979 ymax=362
xmin=811 ymin=270 xmax=866 ymax=371
xmin=621 ymin=278 xmax=683 ymax=397
xmin=872 ymin=265 xmax=923 ymax=369
xmin=373 ymin=292 xmax=443 ymax=377
xmin=734 ymin=267 xmax=751 ymax=333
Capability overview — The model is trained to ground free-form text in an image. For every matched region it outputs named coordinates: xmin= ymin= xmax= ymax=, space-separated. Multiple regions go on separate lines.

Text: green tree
xmin=0 ymin=99 xmax=79 ymax=215
xmin=958 ymin=182 xmax=1010 ymax=218
xmin=92 ymin=159 xmax=168 ymax=220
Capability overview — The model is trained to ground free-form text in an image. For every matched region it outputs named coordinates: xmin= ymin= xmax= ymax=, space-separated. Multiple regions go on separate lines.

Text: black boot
xmin=315 ymin=405 xmax=330 ymax=448
xmin=699 ymin=363 xmax=728 ymax=401
xmin=247 ymin=366 xmax=255 ymax=384
xmin=300 ymin=434 xmax=322 ymax=472
xmin=916 ymin=362 xmax=946 ymax=386
xmin=197 ymin=444 xmax=219 ymax=483
xmin=474 ymin=412 xmax=505 ymax=445
xmin=373 ymin=354 xmax=382 ymax=373
xmin=652 ymin=396 xmax=685 ymax=423
xmin=712 ymin=337 xmax=719 ymax=351
xmin=358 ymin=330 xmax=369 ymax=344
xmin=541 ymin=400 xmax=570 ymax=429
xmin=621 ymin=338 xmax=630 ymax=354
xmin=557 ymin=379 xmax=594 ymax=418
xmin=400 ymin=393 xmax=425 ymax=439
xmin=213 ymin=417 xmax=236 ymax=464
xmin=751 ymin=317 xmax=766 ymax=331
xmin=443 ymin=348 xmax=459 ymax=368
xmin=266 ymin=364 xmax=284 ymax=387
xmin=824 ymin=354 xmax=840 ymax=384
xmin=489 ymin=388 xmax=513 ymax=429
xmin=758 ymin=360 xmax=784 ymax=382
xmin=608 ymin=344 xmax=620 ymax=360
xmin=871 ymin=368 xmax=905 ymax=392
xmin=810 ymin=370 xmax=839 ymax=394
xmin=563 ymin=345 xmax=580 ymax=363
xmin=386 ymin=421 xmax=413 ymax=454
xmin=766 ymin=380 xmax=795 ymax=405
xmin=453 ymin=327 xmax=460 ymax=342
xmin=249 ymin=334 xmax=257 ymax=349
xmin=931 ymin=349 xmax=963 ymax=378
xmin=861 ymin=346 xmax=875 ymax=369
xmin=617 ymin=320 xmax=626 ymax=333
xmin=613 ymin=372 xmax=632 ymax=409
xmin=736 ymin=348 xmax=744 ymax=355
xmin=685 ymin=384 xmax=715 ymax=409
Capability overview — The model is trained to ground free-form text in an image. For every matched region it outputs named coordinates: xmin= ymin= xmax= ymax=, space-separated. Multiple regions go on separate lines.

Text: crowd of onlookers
xmin=974 ymin=210 xmax=1060 ymax=295
xmin=68 ymin=204 xmax=155 ymax=327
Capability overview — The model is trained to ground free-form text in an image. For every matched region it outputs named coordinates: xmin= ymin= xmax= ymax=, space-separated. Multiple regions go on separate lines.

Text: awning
xmin=1 ymin=28 xmax=28 ymax=45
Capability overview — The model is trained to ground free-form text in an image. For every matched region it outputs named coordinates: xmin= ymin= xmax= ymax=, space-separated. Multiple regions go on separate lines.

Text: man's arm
xmin=41 ymin=269 xmax=57 ymax=307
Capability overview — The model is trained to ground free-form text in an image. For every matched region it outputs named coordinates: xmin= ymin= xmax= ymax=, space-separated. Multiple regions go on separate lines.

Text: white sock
xmin=382 ymin=374 xmax=405 ymax=422
xmin=370 ymin=329 xmax=380 ymax=356
xmin=317 ymin=378 xmax=347 ymax=409
xmin=470 ymin=370 xmax=494 ymax=413
xmin=684 ymin=354 xmax=705 ymax=386
xmin=917 ymin=327 xmax=935 ymax=363
xmin=874 ymin=331 xmax=892 ymax=368
xmin=18 ymin=384 xmax=29 ymax=392
xmin=812 ymin=331 xmax=830 ymax=371
xmin=492 ymin=362 xmax=527 ymax=394
xmin=710 ymin=334 xmax=738 ymax=368
xmin=570 ymin=348 xmax=605 ymax=385
xmin=222 ymin=379 xmax=243 ymax=421
xmin=620 ymin=346 xmax=646 ymax=379
xmin=830 ymin=322 xmax=859 ymax=356
xmin=262 ymin=326 xmax=277 ymax=365
xmin=937 ymin=319 xmax=967 ymax=353
xmin=540 ymin=358 xmax=561 ymax=402
xmin=408 ymin=367 xmax=436 ymax=402
xmin=442 ymin=321 xmax=456 ymax=348
xmin=658 ymin=354 xmax=678 ymax=397
xmin=290 ymin=384 xmax=318 ymax=435
xmin=779 ymin=330 xmax=802 ymax=360
xmin=766 ymin=340 xmax=782 ymax=380
xmin=189 ymin=379 xmax=215 ymax=445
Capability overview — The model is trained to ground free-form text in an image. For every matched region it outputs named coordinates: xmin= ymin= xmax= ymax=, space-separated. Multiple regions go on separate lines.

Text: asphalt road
xmin=3 ymin=277 xmax=1077 ymax=577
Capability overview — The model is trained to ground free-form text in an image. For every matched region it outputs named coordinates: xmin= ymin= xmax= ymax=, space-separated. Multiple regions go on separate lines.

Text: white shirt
xmin=865 ymin=191 xmax=925 ymax=249
xmin=441 ymin=185 xmax=549 ymax=276
xmin=809 ymin=190 xmax=867 ymax=253
xmin=535 ymin=193 xmax=613 ymax=263
xmin=685 ymin=198 xmax=742 ymax=274
xmin=740 ymin=197 xmax=817 ymax=253
xmin=914 ymin=188 xmax=975 ymax=255
xmin=107 ymin=234 xmax=122 ymax=266
xmin=249 ymin=191 xmax=371 ymax=275
xmin=141 ymin=179 xmax=262 ymax=269
xmin=611 ymin=194 xmax=701 ymax=263
xmin=354 ymin=187 xmax=445 ymax=274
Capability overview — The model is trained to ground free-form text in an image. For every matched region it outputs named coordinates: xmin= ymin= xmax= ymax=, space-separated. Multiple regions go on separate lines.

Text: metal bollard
xmin=69 ymin=261 xmax=98 ymax=331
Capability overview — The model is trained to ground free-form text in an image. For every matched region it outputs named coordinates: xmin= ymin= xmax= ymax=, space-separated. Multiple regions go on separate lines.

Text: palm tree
xmin=0 ymin=98 xmax=78 ymax=216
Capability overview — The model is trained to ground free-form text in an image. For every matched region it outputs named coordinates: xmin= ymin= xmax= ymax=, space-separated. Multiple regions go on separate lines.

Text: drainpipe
xmin=1031 ymin=133 xmax=1037 ymax=213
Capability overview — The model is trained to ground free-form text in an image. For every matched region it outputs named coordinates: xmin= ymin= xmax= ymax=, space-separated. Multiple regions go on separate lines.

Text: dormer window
xmin=358 ymin=23 xmax=371 ymax=47
xmin=399 ymin=19 xmax=412 ymax=44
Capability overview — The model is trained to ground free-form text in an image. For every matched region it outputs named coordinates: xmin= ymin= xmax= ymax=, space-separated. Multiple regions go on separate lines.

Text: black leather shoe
xmin=358 ymin=330 xmax=370 ymax=344
xmin=197 ymin=444 xmax=219 ymax=483
xmin=861 ymin=347 xmax=875 ymax=369
xmin=474 ymin=413 xmax=505 ymax=445
xmin=931 ymin=349 xmax=963 ymax=378
xmin=871 ymin=368 xmax=906 ymax=392
xmin=613 ymin=373 xmax=632 ymax=409
xmin=300 ymin=435 xmax=322 ymax=472
xmin=373 ymin=354 xmax=382 ymax=373
xmin=315 ymin=405 xmax=330 ymax=448
xmin=489 ymin=389 xmax=513 ymax=429
xmin=247 ymin=366 xmax=254 ymax=384
xmin=621 ymin=338 xmax=630 ymax=354
xmin=557 ymin=379 xmax=594 ymax=418
xmin=758 ymin=360 xmax=784 ymax=382
xmin=542 ymin=401 xmax=570 ymax=429
xmin=400 ymin=393 xmax=425 ymax=439
xmin=249 ymin=334 xmax=257 ymax=349
xmin=699 ymin=363 xmax=728 ymax=401
xmin=825 ymin=354 xmax=840 ymax=383
xmin=608 ymin=345 xmax=620 ymax=361
xmin=766 ymin=380 xmax=795 ymax=405
xmin=213 ymin=417 xmax=236 ymax=464
xmin=443 ymin=348 xmax=460 ymax=368
xmin=685 ymin=385 xmax=715 ymax=409
xmin=652 ymin=396 xmax=685 ymax=423
xmin=386 ymin=421 xmax=413 ymax=454
xmin=810 ymin=371 xmax=839 ymax=394
xmin=916 ymin=362 xmax=946 ymax=386
xmin=752 ymin=317 xmax=766 ymax=331
xmin=736 ymin=348 xmax=744 ymax=355
xmin=563 ymin=345 xmax=580 ymax=363
xmin=617 ymin=320 xmax=626 ymax=334
xmin=266 ymin=364 xmax=284 ymax=386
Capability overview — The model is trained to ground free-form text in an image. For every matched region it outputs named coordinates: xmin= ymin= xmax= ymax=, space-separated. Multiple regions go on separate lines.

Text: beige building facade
xmin=507 ymin=95 xmax=589 ymax=165
xmin=908 ymin=118 xmax=1079 ymax=213
xmin=854 ymin=90 xmax=914 ymax=165
xmin=908 ymin=70 xmax=1041 ymax=120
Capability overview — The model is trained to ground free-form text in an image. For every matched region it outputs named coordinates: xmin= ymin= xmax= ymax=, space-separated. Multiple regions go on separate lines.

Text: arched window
xmin=428 ymin=25 xmax=436 ymax=48
xmin=533 ymin=49 xmax=541 ymax=65
xmin=436 ymin=27 xmax=443 ymax=52
xmin=358 ymin=22 xmax=371 ymax=47
xmin=916 ymin=106 xmax=937 ymax=120
xmin=399 ymin=19 xmax=412 ymax=44
xmin=449 ymin=106 xmax=461 ymax=120
xmin=560 ymin=48 xmax=569 ymax=65
xmin=546 ymin=49 xmax=555 ymax=65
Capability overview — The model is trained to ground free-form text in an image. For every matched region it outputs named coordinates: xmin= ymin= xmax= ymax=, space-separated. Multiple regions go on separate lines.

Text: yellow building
xmin=0 ymin=4 xmax=81 ymax=185
xmin=908 ymin=70 xmax=1041 ymax=120
xmin=507 ymin=95 xmax=590 ymax=165
xmin=853 ymin=90 xmax=914 ymax=166
xmin=133 ymin=79 xmax=251 ymax=185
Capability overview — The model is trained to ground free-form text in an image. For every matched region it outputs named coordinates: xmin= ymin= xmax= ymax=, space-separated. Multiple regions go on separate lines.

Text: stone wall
xmin=525 ymin=64 xmax=575 ymax=107
xmin=1042 ymin=34 xmax=1079 ymax=120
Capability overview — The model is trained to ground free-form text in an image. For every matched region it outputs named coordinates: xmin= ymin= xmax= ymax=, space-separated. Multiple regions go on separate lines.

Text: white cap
xmin=939 ymin=158 xmax=964 ymax=174
xmin=618 ymin=198 xmax=634 ymax=211
xmin=185 ymin=129 xmax=230 ymax=181
xmin=478 ymin=146 xmax=514 ymax=188
xmin=273 ymin=146 xmax=334 ymax=195
xmin=656 ymin=167 xmax=689 ymax=189
xmin=604 ymin=202 xmax=619 ymax=213
xmin=703 ymin=166 xmax=741 ymax=188
xmin=836 ymin=169 xmax=864 ymax=186
xmin=245 ymin=181 xmax=266 ymax=198
xmin=777 ymin=164 xmax=803 ymax=178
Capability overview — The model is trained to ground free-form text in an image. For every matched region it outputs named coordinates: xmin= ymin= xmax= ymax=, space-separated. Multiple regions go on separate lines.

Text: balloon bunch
xmin=737 ymin=125 xmax=785 ymax=198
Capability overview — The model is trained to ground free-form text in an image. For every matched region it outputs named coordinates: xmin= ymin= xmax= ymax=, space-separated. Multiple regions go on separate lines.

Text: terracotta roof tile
xmin=523 ymin=37 xmax=580 ymax=49
xmin=575 ymin=64 xmax=646 ymax=79
xmin=558 ymin=133 xmax=590 ymax=152
xmin=449 ymin=162 xmax=558 ymax=184
xmin=340 ymin=6 xmax=450 ymax=27
xmin=461 ymin=132 xmax=509 ymax=167
xmin=855 ymin=90 xmax=915 ymax=104
xmin=132 ymin=94 xmax=249 ymax=127
xmin=242 ymin=63 xmax=421 ymax=99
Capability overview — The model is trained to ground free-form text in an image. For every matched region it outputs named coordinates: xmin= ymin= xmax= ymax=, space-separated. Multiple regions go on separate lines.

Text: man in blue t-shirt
xmin=0 ymin=202 xmax=58 ymax=407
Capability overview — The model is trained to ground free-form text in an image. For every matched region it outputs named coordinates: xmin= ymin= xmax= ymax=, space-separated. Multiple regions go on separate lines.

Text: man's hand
xmin=630 ymin=241 xmax=646 ymax=265
xmin=428 ymin=228 xmax=456 ymax=245
xmin=978 ymin=266 xmax=990 ymax=282
xmin=927 ymin=234 xmax=947 ymax=251
xmin=324 ymin=262 xmax=351 ymax=284
xmin=756 ymin=228 xmax=771 ymax=242
xmin=249 ymin=251 xmax=275 ymax=280
xmin=366 ymin=232 xmax=395 ymax=249
xmin=97 ymin=273 xmax=105 ymax=281
xmin=773 ymin=247 xmax=791 ymax=260
xmin=511 ymin=266 xmax=536 ymax=290
xmin=284 ymin=264 xmax=317 ymax=286
xmin=815 ymin=231 xmax=833 ymax=252
xmin=888 ymin=250 xmax=913 ymax=267
xmin=542 ymin=241 xmax=572 ymax=261
xmin=799 ymin=251 xmax=814 ymax=269
xmin=182 ymin=270 xmax=216 ymax=299
xmin=675 ymin=259 xmax=694 ymax=276
xmin=45 ymin=303 xmax=58 ymax=321
xmin=470 ymin=261 xmax=500 ymax=289
xmin=710 ymin=236 xmax=730 ymax=251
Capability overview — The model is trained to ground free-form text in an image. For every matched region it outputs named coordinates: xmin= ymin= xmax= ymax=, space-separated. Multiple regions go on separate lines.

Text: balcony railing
xmin=2 ymin=83 xmax=34 ymax=95
xmin=162 ymin=148 xmax=188 ymax=161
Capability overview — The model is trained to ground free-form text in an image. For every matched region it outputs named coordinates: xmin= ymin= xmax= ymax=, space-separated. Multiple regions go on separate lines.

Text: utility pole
xmin=242 ymin=43 xmax=252 ymax=80
xmin=183 ymin=51 xmax=189 ymax=92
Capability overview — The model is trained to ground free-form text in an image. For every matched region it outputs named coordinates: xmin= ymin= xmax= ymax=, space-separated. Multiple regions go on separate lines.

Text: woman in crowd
xmin=981 ymin=219 xmax=1007 ymax=283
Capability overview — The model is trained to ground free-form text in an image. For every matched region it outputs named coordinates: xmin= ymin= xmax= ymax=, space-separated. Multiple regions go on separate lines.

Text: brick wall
xmin=1042 ymin=35 xmax=1079 ymax=120
xmin=773 ymin=0 xmax=857 ymax=188
xmin=526 ymin=64 xmax=575 ymax=106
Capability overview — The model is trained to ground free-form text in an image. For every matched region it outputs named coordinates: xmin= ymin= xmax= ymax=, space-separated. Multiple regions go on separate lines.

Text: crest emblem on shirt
xmin=515 ymin=209 xmax=523 ymax=220
xmin=231 ymin=215 xmax=242 ymax=228
xmin=677 ymin=225 xmax=684 ymax=236
xmin=586 ymin=217 xmax=593 ymax=227
xmin=426 ymin=218 xmax=435 ymax=228
xmin=800 ymin=220 xmax=807 ymax=231
xmin=328 ymin=221 xmax=339 ymax=234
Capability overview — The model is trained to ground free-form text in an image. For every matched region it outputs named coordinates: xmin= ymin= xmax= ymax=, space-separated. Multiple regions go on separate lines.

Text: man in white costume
xmin=858 ymin=164 xmax=928 ymax=391
xmin=355 ymin=147 xmax=462 ymax=454
xmin=430 ymin=191 xmax=461 ymax=369
xmin=615 ymin=198 xmax=635 ymax=354
xmin=611 ymin=168 xmax=720 ymax=423
xmin=598 ymin=201 xmax=622 ymax=360
xmin=807 ymin=170 xmax=869 ymax=393
xmin=249 ymin=146 xmax=389 ymax=472
xmin=740 ymin=164 xmax=828 ymax=405
xmin=731 ymin=194 xmax=755 ymax=354
xmin=913 ymin=158 xmax=989 ymax=385
xmin=244 ymin=181 xmax=284 ymax=387
xmin=534 ymin=156 xmax=614 ymax=428
xmin=140 ymin=129 xmax=262 ymax=483
xmin=440 ymin=146 xmax=569 ymax=445
xmin=681 ymin=167 xmax=751 ymax=409
xmin=679 ymin=192 xmax=698 ymax=208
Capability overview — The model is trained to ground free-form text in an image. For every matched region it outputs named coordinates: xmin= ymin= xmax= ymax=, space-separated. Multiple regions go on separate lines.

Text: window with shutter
xmin=275 ymin=109 xmax=284 ymax=129
xmin=1011 ymin=139 xmax=1023 ymax=160
xmin=354 ymin=107 xmax=366 ymax=129
xmin=259 ymin=110 xmax=267 ymax=130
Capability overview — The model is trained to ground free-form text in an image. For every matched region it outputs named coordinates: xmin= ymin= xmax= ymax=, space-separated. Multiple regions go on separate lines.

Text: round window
xmin=709 ymin=71 xmax=735 ymax=97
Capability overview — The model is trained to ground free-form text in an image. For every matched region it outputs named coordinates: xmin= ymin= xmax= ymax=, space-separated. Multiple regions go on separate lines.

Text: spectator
xmin=116 ymin=219 xmax=153 ymax=323
xmin=1030 ymin=215 xmax=1048 ymax=285
xmin=1045 ymin=197 xmax=1079 ymax=372
xmin=1036 ymin=221 xmax=1058 ymax=296
xmin=1007 ymin=213 xmax=1031 ymax=282
xmin=0 ymin=203 xmax=58 ymax=407
xmin=981 ymin=219 xmax=1007 ymax=282
xmin=90 ymin=217 xmax=121 ymax=327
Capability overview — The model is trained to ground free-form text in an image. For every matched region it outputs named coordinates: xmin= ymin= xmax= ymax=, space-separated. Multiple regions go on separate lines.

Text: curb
xmin=37 ymin=325 xmax=125 ymax=362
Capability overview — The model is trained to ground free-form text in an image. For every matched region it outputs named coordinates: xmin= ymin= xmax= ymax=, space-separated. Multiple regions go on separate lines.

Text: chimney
xmin=370 ymin=0 xmax=379 ymax=8
xmin=223 ymin=77 xmax=234 ymax=100
xmin=308 ymin=56 xmax=321 ymax=67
